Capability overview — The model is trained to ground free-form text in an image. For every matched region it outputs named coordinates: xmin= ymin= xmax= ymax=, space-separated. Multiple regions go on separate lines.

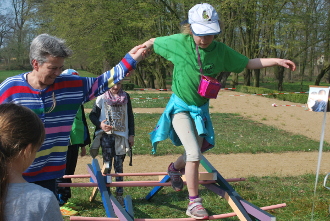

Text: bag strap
xmin=195 ymin=44 xmax=204 ymax=75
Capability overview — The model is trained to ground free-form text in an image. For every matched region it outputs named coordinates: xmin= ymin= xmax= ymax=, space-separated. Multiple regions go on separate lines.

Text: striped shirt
xmin=0 ymin=53 xmax=136 ymax=182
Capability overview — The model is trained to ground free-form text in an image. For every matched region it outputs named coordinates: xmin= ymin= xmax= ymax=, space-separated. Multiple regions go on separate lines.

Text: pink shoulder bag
xmin=196 ymin=45 xmax=221 ymax=99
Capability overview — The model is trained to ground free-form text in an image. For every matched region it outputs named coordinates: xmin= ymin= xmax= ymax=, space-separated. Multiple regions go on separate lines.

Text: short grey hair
xmin=29 ymin=33 xmax=73 ymax=66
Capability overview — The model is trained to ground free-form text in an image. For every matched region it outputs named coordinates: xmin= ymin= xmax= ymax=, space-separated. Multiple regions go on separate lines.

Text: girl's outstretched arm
xmin=143 ymin=38 xmax=155 ymax=49
xmin=246 ymin=58 xmax=296 ymax=71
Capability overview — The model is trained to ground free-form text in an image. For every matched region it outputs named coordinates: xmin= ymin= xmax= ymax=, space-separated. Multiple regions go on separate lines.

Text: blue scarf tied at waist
xmin=150 ymin=94 xmax=215 ymax=154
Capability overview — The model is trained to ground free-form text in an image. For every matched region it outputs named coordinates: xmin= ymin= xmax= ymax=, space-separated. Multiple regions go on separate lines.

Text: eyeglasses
xmin=45 ymin=91 xmax=56 ymax=114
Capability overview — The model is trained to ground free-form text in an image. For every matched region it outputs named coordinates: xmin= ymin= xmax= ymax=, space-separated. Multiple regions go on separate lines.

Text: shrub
xmin=236 ymin=85 xmax=308 ymax=104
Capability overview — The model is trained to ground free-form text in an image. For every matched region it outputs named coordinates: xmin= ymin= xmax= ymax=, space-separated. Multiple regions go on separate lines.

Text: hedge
xmin=235 ymin=86 xmax=308 ymax=104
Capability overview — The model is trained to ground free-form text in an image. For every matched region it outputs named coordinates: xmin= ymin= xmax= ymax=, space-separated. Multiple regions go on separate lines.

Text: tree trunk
xmin=231 ymin=73 xmax=239 ymax=88
xmin=146 ymin=73 xmax=155 ymax=88
xmin=217 ymin=72 xmax=231 ymax=88
xmin=253 ymin=69 xmax=260 ymax=87
xmin=243 ymin=69 xmax=251 ymax=86
xmin=134 ymin=66 xmax=147 ymax=88
xmin=275 ymin=66 xmax=285 ymax=91
xmin=315 ymin=64 xmax=330 ymax=85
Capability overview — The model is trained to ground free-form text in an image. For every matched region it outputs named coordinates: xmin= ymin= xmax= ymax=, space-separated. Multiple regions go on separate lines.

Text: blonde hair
xmin=180 ymin=23 xmax=192 ymax=35
xmin=0 ymin=103 xmax=45 ymax=221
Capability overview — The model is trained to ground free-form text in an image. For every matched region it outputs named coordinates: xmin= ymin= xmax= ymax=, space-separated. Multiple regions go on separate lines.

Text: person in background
xmin=0 ymin=33 xmax=147 ymax=199
xmin=306 ymin=91 xmax=317 ymax=111
xmin=142 ymin=3 xmax=296 ymax=219
xmin=0 ymin=103 xmax=63 ymax=221
xmin=89 ymin=81 xmax=134 ymax=206
xmin=56 ymin=69 xmax=92 ymax=216
xmin=311 ymin=89 xmax=328 ymax=112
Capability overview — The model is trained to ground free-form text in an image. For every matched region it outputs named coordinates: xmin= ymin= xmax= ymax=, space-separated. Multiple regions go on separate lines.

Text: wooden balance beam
xmin=61 ymin=163 xmax=245 ymax=202
xmin=63 ymin=158 xmax=284 ymax=220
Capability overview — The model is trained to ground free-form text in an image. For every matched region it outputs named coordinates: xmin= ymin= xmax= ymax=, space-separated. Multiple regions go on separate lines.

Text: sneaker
xmin=167 ymin=162 xmax=183 ymax=191
xmin=60 ymin=206 xmax=78 ymax=216
xmin=186 ymin=198 xmax=209 ymax=220
xmin=64 ymin=202 xmax=82 ymax=210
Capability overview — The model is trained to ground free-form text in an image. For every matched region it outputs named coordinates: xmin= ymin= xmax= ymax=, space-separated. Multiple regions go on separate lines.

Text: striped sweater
xmin=0 ymin=53 xmax=136 ymax=182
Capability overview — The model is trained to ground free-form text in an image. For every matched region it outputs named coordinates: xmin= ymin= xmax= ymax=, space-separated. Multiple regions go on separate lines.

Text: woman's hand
xmin=128 ymin=45 xmax=147 ymax=62
xmin=128 ymin=38 xmax=155 ymax=62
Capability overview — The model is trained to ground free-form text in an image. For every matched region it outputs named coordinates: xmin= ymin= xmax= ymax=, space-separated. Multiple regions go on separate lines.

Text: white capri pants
xmin=171 ymin=112 xmax=204 ymax=162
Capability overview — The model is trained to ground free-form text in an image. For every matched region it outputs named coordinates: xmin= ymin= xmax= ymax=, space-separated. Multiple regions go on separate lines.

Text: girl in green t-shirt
xmin=143 ymin=3 xmax=296 ymax=219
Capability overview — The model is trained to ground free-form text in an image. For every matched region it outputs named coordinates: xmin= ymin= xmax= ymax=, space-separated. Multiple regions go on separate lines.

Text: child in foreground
xmin=143 ymin=3 xmax=296 ymax=220
xmin=0 ymin=103 xmax=63 ymax=221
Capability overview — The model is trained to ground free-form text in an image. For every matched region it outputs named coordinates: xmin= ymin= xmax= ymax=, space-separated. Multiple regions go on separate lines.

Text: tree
xmin=10 ymin=0 xmax=36 ymax=67
xmin=0 ymin=14 xmax=13 ymax=48
xmin=315 ymin=63 xmax=330 ymax=85
xmin=2 ymin=0 xmax=327 ymax=90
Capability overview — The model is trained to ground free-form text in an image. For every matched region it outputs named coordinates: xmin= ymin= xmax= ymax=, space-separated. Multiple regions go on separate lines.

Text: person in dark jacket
xmin=89 ymin=81 xmax=134 ymax=206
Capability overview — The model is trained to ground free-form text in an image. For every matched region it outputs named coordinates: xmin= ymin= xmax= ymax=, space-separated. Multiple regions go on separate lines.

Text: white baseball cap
xmin=188 ymin=3 xmax=221 ymax=36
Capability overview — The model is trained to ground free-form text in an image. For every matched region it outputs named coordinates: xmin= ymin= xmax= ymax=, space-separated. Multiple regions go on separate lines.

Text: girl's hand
xmin=128 ymin=135 xmax=134 ymax=147
xmin=128 ymin=38 xmax=155 ymax=62
xmin=277 ymin=59 xmax=296 ymax=71
xmin=100 ymin=120 xmax=113 ymax=132
xmin=143 ymin=38 xmax=155 ymax=50
xmin=128 ymin=45 xmax=147 ymax=62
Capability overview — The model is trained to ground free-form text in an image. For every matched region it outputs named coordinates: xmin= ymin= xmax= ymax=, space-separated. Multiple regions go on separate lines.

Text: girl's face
xmin=110 ymin=82 xmax=122 ymax=95
xmin=193 ymin=35 xmax=215 ymax=48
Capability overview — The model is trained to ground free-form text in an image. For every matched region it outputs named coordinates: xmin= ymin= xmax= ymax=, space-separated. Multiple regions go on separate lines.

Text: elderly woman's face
xmin=33 ymin=55 xmax=64 ymax=87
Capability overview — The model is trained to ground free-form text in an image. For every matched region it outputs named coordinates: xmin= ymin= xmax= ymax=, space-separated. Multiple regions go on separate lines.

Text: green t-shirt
xmin=154 ymin=34 xmax=249 ymax=106
xmin=70 ymin=105 xmax=85 ymax=145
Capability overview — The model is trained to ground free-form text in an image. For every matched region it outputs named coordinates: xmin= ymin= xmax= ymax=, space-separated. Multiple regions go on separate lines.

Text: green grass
xmin=129 ymin=92 xmax=172 ymax=108
xmin=85 ymin=112 xmax=329 ymax=156
xmin=83 ymin=92 xmax=172 ymax=110
xmin=0 ymin=70 xmax=26 ymax=82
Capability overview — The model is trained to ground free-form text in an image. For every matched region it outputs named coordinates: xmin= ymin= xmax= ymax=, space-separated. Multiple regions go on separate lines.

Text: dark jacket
xmin=89 ymin=92 xmax=134 ymax=138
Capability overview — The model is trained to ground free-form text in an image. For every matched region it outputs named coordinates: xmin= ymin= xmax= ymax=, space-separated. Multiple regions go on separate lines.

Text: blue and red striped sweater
xmin=0 ymin=53 xmax=136 ymax=182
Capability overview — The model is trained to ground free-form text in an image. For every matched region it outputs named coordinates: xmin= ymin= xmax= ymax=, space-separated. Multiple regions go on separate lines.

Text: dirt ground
xmin=75 ymin=90 xmax=330 ymax=180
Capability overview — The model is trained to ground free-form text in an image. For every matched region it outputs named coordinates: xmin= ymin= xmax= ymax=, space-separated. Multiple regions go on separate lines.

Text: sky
xmin=0 ymin=0 xmax=10 ymax=13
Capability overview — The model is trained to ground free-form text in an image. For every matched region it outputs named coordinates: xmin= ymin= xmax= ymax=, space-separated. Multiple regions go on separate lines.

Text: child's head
xmin=0 ymin=103 xmax=45 ymax=159
xmin=61 ymin=68 xmax=79 ymax=76
xmin=0 ymin=103 xmax=45 ymax=219
xmin=110 ymin=81 xmax=123 ymax=95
